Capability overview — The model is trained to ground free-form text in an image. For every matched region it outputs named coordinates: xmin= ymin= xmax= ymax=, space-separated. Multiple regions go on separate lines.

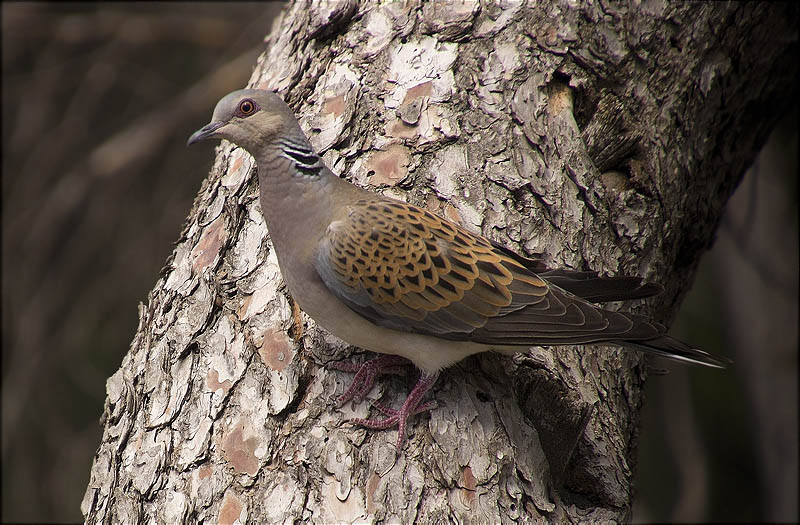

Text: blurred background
xmin=636 ymin=114 xmax=798 ymax=523
xmin=1 ymin=3 xmax=284 ymax=522
xmin=2 ymin=3 xmax=796 ymax=523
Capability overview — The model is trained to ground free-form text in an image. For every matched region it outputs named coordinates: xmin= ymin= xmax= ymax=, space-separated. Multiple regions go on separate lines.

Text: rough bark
xmin=82 ymin=1 xmax=797 ymax=523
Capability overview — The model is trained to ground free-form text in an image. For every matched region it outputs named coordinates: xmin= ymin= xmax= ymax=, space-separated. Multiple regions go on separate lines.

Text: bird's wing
xmin=315 ymin=197 xmax=664 ymax=345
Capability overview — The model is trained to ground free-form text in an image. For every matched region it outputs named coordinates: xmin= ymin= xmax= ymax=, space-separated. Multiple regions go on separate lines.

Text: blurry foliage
xmin=2 ymin=3 xmax=283 ymax=522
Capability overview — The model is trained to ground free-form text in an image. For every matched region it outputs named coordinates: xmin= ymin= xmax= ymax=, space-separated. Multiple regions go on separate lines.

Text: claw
xmin=346 ymin=371 xmax=440 ymax=448
xmin=370 ymin=400 xmax=436 ymax=417
xmin=335 ymin=355 xmax=412 ymax=405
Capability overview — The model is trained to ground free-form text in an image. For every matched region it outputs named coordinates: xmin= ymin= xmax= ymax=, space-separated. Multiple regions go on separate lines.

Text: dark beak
xmin=187 ymin=121 xmax=226 ymax=146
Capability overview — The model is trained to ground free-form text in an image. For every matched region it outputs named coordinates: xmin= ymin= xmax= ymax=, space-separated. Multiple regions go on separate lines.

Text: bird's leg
xmin=348 ymin=371 xmax=440 ymax=449
xmin=333 ymin=354 xmax=412 ymax=405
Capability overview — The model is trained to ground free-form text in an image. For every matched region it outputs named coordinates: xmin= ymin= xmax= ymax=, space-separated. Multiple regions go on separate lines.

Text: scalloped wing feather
xmin=315 ymin=197 xmax=668 ymax=345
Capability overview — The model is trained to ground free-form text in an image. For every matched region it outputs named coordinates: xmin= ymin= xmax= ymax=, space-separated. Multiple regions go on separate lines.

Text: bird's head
xmin=187 ymin=89 xmax=298 ymax=153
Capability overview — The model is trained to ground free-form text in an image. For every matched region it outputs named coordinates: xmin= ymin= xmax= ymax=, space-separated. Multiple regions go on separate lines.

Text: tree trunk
xmin=82 ymin=1 xmax=797 ymax=522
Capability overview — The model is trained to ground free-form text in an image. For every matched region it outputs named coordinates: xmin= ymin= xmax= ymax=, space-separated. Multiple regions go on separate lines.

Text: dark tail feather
xmin=536 ymin=269 xmax=664 ymax=303
xmin=489 ymin=240 xmax=664 ymax=303
xmin=621 ymin=336 xmax=730 ymax=368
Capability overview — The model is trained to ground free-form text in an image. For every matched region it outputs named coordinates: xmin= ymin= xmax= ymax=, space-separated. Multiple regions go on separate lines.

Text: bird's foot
xmin=348 ymin=371 xmax=440 ymax=449
xmin=333 ymin=355 xmax=413 ymax=406
xmin=370 ymin=400 xmax=437 ymax=417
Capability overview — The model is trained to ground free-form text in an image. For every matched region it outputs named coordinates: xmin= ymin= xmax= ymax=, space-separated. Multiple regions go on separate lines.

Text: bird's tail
xmin=621 ymin=336 xmax=730 ymax=368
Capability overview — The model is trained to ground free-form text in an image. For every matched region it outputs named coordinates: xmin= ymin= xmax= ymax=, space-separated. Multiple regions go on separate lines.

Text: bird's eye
xmin=237 ymin=99 xmax=256 ymax=116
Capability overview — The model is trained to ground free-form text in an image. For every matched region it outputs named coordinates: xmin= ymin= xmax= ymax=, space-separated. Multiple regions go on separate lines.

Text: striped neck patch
xmin=279 ymin=139 xmax=322 ymax=177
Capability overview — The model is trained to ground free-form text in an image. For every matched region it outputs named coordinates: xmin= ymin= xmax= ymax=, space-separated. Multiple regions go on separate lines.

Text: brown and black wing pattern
xmin=315 ymin=197 xmax=726 ymax=367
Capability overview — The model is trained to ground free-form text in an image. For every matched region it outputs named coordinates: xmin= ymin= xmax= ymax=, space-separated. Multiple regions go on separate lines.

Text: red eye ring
xmin=238 ymin=99 xmax=256 ymax=116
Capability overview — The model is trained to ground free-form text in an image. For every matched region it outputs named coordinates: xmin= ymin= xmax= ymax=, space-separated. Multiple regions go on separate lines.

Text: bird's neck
xmin=253 ymin=138 xmax=342 ymax=258
xmin=258 ymin=135 xmax=325 ymax=179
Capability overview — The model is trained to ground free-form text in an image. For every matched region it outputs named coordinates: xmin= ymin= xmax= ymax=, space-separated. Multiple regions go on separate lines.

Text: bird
xmin=188 ymin=89 xmax=727 ymax=448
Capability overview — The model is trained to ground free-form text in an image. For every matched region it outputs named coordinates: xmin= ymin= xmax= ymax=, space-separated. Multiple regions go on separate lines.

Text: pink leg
xmin=333 ymin=355 xmax=412 ymax=406
xmin=349 ymin=371 xmax=440 ymax=449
